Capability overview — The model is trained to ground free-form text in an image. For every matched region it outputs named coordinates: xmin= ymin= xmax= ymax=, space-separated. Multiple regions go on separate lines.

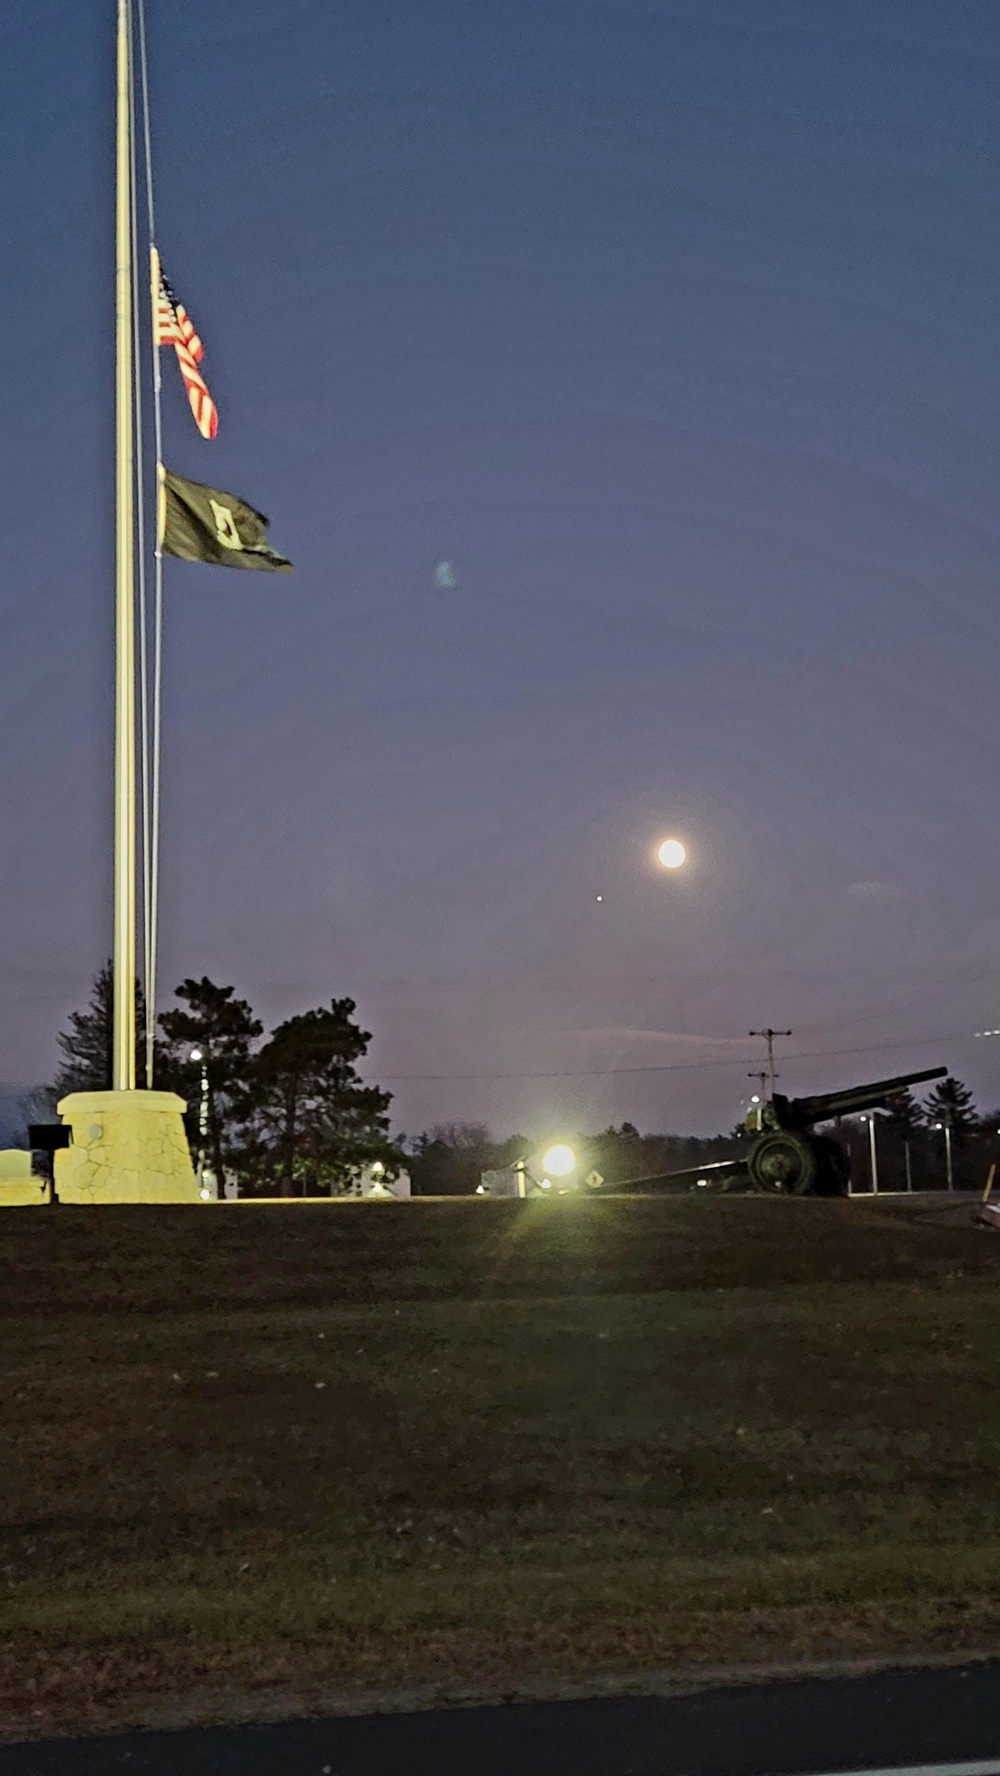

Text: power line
xmin=372 ymin=1028 xmax=971 ymax=1085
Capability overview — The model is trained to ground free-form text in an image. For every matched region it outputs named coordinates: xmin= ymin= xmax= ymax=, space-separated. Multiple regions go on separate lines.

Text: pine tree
xmin=159 ymin=978 xmax=263 ymax=1192
xmin=243 ymin=999 xmax=396 ymax=1196
xmin=922 ymin=1076 xmax=977 ymax=1140
xmin=53 ymin=961 xmax=156 ymax=1096
xmin=883 ymin=1086 xmax=923 ymax=1137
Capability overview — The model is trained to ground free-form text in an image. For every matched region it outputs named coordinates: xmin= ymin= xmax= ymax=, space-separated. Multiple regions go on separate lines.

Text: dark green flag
xmin=158 ymin=468 xmax=292 ymax=571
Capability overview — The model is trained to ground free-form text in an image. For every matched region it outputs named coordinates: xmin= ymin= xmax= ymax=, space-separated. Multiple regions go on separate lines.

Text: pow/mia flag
xmin=158 ymin=467 xmax=292 ymax=571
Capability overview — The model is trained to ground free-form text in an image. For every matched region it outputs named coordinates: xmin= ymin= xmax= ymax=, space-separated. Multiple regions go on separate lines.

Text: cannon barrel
xmin=784 ymin=1066 xmax=947 ymax=1129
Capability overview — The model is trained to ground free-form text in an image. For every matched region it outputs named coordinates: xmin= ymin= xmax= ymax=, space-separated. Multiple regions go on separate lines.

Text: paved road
xmin=2 ymin=1661 xmax=999 ymax=1776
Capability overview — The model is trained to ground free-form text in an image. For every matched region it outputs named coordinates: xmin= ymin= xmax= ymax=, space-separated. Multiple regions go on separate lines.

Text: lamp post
xmin=863 ymin=1113 xmax=879 ymax=1194
xmin=508 ymin=1146 xmax=578 ymax=1197
xmin=935 ymin=1119 xmax=954 ymax=1192
xmin=189 ymin=1046 xmax=213 ymax=1199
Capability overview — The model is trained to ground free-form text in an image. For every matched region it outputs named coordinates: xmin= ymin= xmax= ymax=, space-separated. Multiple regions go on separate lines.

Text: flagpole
xmin=49 ymin=0 xmax=198 ymax=1203
xmin=114 ymin=0 xmax=137 ymax=1092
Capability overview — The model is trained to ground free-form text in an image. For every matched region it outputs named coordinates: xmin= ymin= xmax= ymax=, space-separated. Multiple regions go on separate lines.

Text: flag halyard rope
xmin=128 ymin=0 xmax=153 ymax=1089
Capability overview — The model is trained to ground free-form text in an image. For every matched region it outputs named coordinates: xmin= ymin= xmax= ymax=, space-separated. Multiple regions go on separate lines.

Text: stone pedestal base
xmin=0 ymin=1150 xmax=49 ymax=1205
xmin=54 ymin=1091 xmax=199 ymax=1204
xmin=0 ymin=1180 xmax=50 ymax=1206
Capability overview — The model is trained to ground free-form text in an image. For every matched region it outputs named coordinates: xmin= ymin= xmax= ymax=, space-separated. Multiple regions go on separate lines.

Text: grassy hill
xmin=2 ymin=1195 xmax=1000 ymax=1739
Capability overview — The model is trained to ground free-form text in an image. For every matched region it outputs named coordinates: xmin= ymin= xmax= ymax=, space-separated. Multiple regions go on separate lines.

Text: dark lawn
xmin=2 ymin=1196 xmax=999 ymax=1739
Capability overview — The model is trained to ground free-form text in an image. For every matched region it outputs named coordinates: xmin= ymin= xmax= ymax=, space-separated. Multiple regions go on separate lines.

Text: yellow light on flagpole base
xmin=542 ymin=1144 xmax=576 ymax=1177
xmin=657 ymin=838 xmax=687 ymax=870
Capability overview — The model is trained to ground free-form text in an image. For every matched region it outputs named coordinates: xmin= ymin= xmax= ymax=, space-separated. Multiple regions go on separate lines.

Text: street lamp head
xmin=189 ymin=1045 xmax=204 ymax=1063
xmin=542 ymin=1144 xmax=576 ymax=1177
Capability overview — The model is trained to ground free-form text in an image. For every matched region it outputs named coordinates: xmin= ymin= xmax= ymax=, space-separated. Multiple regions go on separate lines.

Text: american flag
xmin=152 ymin=249 xmax=219 ymax=441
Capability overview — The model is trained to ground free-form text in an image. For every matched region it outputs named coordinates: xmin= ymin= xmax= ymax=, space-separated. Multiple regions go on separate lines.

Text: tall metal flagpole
xmin=54 ymin=0 xmax=278 ymax=1200
xmin=50 ymin=0 xmax=198 ymax=1201
xmin=114 ymin=0 xmax=137 ymax=1092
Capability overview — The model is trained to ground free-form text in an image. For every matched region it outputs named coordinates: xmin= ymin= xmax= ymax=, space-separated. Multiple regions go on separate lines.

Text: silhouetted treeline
xmin=403 ymin=1120 xmax=746 ymax=1195
xmin=405 ymin=1088 xmax=1000 ymax=1195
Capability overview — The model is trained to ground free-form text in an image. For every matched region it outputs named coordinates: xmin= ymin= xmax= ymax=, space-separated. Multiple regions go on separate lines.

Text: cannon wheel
xmin=747 ymin=1131 xmax=818 ymax=1195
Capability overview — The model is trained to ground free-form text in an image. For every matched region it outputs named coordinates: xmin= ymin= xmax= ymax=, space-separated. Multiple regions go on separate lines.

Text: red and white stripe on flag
xmin=152 ymin=249 xmax=219 ymax=441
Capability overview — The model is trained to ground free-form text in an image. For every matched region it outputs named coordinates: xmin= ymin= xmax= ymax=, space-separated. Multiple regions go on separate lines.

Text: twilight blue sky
xmin=5 ymin=0 xmax=1000 ymax=1136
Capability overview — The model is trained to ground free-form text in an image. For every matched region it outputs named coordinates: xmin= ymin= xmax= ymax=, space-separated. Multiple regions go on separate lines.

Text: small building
xmin=478 ymin=1167 xmax=524 ymax=1198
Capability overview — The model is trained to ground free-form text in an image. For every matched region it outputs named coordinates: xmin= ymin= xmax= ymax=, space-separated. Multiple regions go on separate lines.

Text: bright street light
xmin=542 ymin=1144 xmax=576 ymax=1177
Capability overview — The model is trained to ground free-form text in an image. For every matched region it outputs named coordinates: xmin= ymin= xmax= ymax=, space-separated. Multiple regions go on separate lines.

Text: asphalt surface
xmin=2 ymin=1661 xmax=999 ymax=1776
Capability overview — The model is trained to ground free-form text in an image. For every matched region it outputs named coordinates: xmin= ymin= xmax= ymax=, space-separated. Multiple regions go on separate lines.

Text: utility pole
xmin=747 ymin=1069 xmax=768 ymax=1098
xmin=749 ymin=1029 xmax=791 ymax=1098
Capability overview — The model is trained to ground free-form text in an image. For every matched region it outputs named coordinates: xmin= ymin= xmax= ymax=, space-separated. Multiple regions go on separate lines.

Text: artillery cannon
xmin=738 ymin=1066 xmax=946 ymax=1195
xmin=597 ymin=1065 xmax=947 ymax=1198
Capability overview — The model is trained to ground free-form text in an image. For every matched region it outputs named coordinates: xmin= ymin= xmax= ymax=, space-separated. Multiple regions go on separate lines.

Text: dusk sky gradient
xmin=5 ymin=1 xmax=1000 ymax=1137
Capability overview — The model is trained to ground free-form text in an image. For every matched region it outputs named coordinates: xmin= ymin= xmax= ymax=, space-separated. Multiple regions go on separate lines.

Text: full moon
xmin=657 ymin=838 xmax=687 ymax=870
